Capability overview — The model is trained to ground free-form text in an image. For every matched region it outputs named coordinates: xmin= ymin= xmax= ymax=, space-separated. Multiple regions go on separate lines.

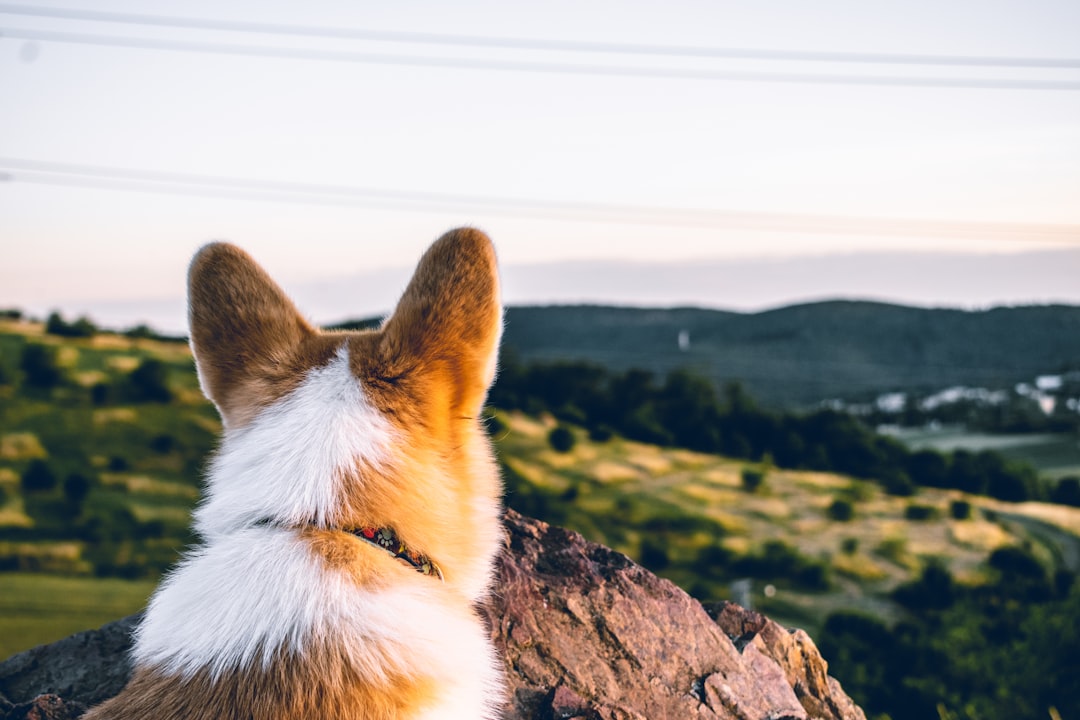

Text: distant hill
xmin=496 ymin=302 xmax=1080 ymax=408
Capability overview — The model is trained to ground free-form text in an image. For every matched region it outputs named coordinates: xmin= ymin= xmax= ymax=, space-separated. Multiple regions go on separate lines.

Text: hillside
xmin=1 ymin=318 xmax=1078 ymax=718
xmin=494 ymin=412 xmax=1080 ymax=626
xmin=498 ymin=302 xmax=1080 ymax=407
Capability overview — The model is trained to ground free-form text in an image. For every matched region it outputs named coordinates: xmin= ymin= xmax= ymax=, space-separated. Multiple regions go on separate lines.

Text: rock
xmin=0 ymin=510 xmax=866 ymax=720
xmin=2 ymin=694 xmax=86 ymax=720
xmin=0 ymin=616 xmax=138 ymax=709
xmin=484 ymin=510 xmax=864 ymax=720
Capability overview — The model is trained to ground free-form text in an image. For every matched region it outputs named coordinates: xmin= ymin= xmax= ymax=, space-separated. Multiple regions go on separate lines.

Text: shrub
xmin=827 ymin=498 xmax=855 ymax=522
xmin=839 ymin=480 xmax=875 ymax=503
xmin=950 ymin=499 xmax=972 ymax=520
xmin=21 ymin=459 xmax=58 ymax=493
xmin=985 ymin=465 xmax=1035 ymax=503
xmin=20 ymin=343 xmax=63 ymax=388
xmin=588 ymin=424 xmax=614 ymax=443
xmin=876 ymin=536 xmax=908 ymax=565
xmin=988 ymin=546 xmax=1045 ymax=580
xmin=149 ymin=434 xmax=176 ymax=454
xmin=731 ymin=540 xmax=830 ymax=590
xmin=123 ymin=324 xmax=157 ymax=340
xmin=63 ymin=473 xmax=92 ymax=507
xmin=741 ymin=467 xmax=766 ymax=493
xmin=129 ymin=359 xmax=172 ymax=402
xmin=906 ymin=449 xmax=950 ymax=488
xmin=882 ymin=470 xmax=917 ymax=497
xmin=639 ymin=538 xmax=670 ymax=570
xmin=693 ymin=545 xmax=734 ymax=576
xmin=893 ymin=560 xmax=955 ymax=610
xmin=90 ymin=382 xmax=111 ymax=405
xmin=45 ymin=311 xmax=96 ymax=338
xmin=107 ymin=456 xmax=130 ymax=472
xmin=548 ymin=424 xmax=576 ymax=453
xmin=1051 ymin=477 xmax=1080 ymax=507
xmin=841 ymin=537 xmax=859 ymax=555
xmin=904 ymin=503 xmax=939 ymax=521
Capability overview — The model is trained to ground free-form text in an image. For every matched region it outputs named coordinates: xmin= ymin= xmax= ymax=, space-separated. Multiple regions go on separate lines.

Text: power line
xmin=2 ymin=156 xmax=1078 ymax=244
xmin=4 ymin=27 xmax=1078 ymax=91
xmin=1 ymin=3 xmax=1078 ymax=69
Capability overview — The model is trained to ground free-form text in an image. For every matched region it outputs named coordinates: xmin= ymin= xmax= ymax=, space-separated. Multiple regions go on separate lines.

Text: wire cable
xmin=1 ymin=3 xmax=1078 ymax=69
xmin=4 ymin=27 xmax=1078 ymax=91
xmin=2 ymin=157 xmax=1078 ymax=244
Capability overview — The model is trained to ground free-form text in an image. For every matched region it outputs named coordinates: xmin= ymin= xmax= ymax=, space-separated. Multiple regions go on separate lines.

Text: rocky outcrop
xmin=0 ymin=510 xmax=864 ymax=720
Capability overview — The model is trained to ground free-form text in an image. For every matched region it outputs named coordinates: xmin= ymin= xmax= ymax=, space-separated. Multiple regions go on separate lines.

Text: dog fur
xmin=83 ymin=228 xmax=506 ymax=719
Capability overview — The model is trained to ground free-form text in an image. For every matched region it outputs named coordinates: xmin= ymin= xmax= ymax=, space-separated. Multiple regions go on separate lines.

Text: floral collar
xmin=351 ymin=526 xmax=444 ymax=581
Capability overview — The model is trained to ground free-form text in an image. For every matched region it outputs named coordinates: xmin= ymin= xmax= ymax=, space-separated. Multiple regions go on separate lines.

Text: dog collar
xmin=351 ymin=526 xmax=444 ymax=581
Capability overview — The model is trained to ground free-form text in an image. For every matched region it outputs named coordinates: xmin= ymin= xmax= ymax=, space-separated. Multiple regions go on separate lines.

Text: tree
xmin=45 ymin=311 xmax=96 ymax=338
xmin=827 ymin=499 xmax=855 ymax=522
xmin=44 ymin=311 xmax=67 ymax=336
xmin=548 ymin=425 xmax=576 ymax=453
xmin=949 ymin=499 xmax=972 ymax=520
xmin=741 ymin=467 xmax=765 ymax=493
xmin=90 ymin=381 xmax=111 ymax=405
xmin=907 ymin=450 xmax=949 ymax=488
xmin=63 ymin=473 xmax=92 ymax=509
xmin=128 ymin=358 xmax=172 ymax=402
xmin=656 ymin=370 xmax=723 ymax=452
xmin=893 ymin=560 xmax=955 ymax=610
xmin=904 ymin=503 xmax=938 ymax=521
xmin=21 ymin=459 xmax=58 ymax=493
xmin=1051 ymin=476 xmax=1080 ymax=507
xmin=20 ymin=343 xmax=63 ymax=389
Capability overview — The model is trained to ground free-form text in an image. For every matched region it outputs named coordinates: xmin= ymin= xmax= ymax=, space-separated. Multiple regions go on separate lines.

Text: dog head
xmin=186 ymin=228 xmax=503 ymax=598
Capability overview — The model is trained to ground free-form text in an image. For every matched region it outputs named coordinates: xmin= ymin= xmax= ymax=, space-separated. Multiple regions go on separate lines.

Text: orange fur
xmin=84 ymin=647 xmax=436 ymax=720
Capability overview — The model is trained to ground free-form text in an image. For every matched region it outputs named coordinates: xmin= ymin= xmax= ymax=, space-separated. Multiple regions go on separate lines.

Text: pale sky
xmin=2 ymin=0 xmax=1079 ymax=331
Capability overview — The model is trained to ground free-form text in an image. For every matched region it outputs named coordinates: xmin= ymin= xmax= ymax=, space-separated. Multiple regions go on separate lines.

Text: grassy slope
xmin=0 ymin=573 xmax=155 ymax=659
xmin=493 ymin=412 xmax=1080 ymax=632
xmin=0 ymin=320 xmax=214 ymax=572
xmin=2 ymin=319 xmax=1078 ymax=658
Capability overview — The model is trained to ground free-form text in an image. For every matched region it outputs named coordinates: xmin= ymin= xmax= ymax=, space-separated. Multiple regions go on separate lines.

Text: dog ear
xmin=188 ymin=242 xmax=313 ymax=427
xmin=379 ymin=228 xmax=502 ymax=419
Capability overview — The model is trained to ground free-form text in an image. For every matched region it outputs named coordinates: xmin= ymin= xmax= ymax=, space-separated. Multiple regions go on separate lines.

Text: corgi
xmin=84 ymin=228 xmax=506 ymax=719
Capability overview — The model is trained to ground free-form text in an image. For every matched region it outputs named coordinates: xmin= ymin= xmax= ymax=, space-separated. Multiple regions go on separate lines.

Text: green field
xmin=887 ymin=425 xmax=1080 ymax=481
xmin=0 ymin=573 xmax=155 ymax=659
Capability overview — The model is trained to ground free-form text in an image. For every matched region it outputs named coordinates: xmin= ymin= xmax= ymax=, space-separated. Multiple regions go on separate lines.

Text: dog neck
xmin=350 ymin=526 xmax=444 ymax=580
xmin=250 ymin=518 xmax=443 ymax=580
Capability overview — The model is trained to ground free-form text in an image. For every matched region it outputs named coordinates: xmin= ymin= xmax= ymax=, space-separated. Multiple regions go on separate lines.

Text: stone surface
xmin=0 ymin=510 xmax=865 ymax=720
xmin=0 ymin=615 xmax=138 ymax=710
xmin=485 ymin=510 xmax=865 ymax=720
xmin=1 ymin=694 xmax=86 ymax=720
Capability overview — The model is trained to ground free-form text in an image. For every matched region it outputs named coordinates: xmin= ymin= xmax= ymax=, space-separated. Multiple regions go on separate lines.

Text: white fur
xmin=194 ymin=345 xmax=397 ymax=537
xmin=141 ymin=341 xmax=504 ymax=717
xmin=135 ymin=527 xmax=503 ymax=718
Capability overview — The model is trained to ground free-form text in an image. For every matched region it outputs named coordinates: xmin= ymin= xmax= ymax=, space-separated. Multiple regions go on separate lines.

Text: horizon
xmin=9 ymin=247 xmax=1080 ymax=336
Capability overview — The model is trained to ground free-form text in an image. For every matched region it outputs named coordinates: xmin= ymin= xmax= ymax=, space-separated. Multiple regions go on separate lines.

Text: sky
xmin=1 ymin=0 xmax=1079 ymax=333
